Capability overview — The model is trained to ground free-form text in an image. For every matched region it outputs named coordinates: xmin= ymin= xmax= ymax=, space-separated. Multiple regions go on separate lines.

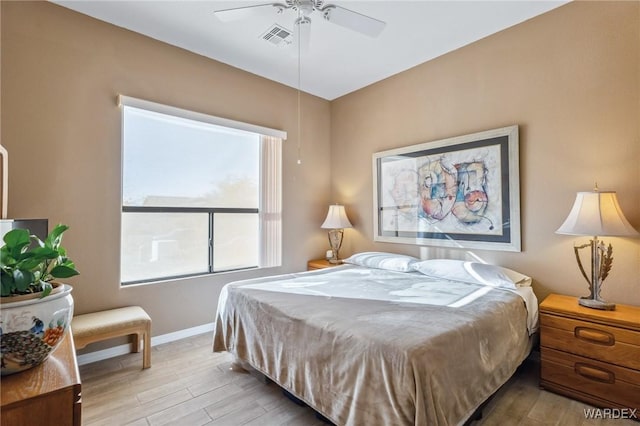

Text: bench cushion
xmin=73 ymin=306 xmax=150 ymax=337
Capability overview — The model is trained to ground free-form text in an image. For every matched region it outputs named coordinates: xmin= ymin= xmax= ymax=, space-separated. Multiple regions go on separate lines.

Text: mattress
xmin=213 ymin=265 xmax=537 ymax=426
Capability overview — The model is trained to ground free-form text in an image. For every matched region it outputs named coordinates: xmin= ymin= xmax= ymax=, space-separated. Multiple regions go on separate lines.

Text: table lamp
xmin=321 ymin=204 xmax=353 ymax=264
xmin=556 ymin=187 xmax=638 ymax=310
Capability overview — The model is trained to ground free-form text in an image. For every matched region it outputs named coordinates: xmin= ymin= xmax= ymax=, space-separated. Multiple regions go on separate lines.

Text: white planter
xmin=1 ymin=283 xmax=74 ymax=376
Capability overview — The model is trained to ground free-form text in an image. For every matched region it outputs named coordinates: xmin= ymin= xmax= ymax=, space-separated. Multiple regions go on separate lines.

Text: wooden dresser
xmin=540 ymin=294 xmax=640 ymax=411
xmin=1 ymin=331 xmax=82 ymax=426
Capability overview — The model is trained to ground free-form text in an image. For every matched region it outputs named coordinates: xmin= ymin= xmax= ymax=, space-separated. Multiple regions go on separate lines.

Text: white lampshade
xmin=321 ymin=205 xmax=353 ymax=229
xmin=556 ymin=191 xmax=639 ymax=237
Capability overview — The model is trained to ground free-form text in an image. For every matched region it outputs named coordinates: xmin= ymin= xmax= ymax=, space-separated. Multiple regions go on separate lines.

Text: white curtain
xmin=259 ymin=135 xmax=282 ymax=267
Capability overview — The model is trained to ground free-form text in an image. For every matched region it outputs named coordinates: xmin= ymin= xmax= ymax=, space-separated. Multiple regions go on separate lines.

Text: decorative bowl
xmin=1 ymin=283 xmax=74 ymax=375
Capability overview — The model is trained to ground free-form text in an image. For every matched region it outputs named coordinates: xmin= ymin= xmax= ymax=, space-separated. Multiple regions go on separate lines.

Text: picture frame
xmin=372 ymin=125 xmax=521 ymax=252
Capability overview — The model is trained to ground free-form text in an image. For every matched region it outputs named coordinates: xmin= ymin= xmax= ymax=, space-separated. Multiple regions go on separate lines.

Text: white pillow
xmin=343 ymin=252 xmax=420 ymax=272
xmin=412 ymin=259 xmax=532 ymax=289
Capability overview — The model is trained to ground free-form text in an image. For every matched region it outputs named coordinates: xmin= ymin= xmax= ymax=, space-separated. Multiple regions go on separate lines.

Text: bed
xmin=213 ymin=253 xmax=538 ymax=426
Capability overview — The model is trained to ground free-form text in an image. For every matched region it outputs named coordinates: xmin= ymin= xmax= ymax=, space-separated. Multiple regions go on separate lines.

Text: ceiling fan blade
xmin=214 ymin=3 xmax=282 ymax=22
xmin=322 ymin=5 xmax=386 ymax=37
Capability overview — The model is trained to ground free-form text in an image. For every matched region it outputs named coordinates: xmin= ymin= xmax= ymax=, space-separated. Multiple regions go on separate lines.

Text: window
xmin=119 ymin=96 xmax=284 ymax=284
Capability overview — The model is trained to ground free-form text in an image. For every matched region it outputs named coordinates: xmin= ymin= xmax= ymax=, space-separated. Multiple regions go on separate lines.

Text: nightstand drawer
xmin=541 ymin=314 xmax=640 ymax=370
xmin=307 ymin=259 xmax=341 ymax=271
xmin=541 ymin=347 xmax=640 ymax=410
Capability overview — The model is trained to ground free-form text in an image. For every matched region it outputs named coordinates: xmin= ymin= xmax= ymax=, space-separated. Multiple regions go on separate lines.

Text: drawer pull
xmin=574 ymin=327 xmax=615 ymax=346
xmin=574 ymin=362 xmax=615 ymax=384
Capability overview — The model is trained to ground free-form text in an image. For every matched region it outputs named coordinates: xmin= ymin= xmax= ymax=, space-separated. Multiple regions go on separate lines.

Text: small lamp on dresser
xmin=556 ymin=186 xmax=639 ymax=310
xmin=321 ymin=204 xmax=353 ymax=264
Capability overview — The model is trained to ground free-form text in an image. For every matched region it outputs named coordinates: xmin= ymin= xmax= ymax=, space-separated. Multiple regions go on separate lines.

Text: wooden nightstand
xmin=539 ymin=294 xmax=640 ymax=411
xmin=307 ymin=258 xmax=343 ymax=271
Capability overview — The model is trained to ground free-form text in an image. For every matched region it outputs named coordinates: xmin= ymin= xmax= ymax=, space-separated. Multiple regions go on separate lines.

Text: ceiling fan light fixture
xmin=297 ymin=0 xmax=314 ymax=16
xmin=295 ymin=16 xmax=312 ymax=26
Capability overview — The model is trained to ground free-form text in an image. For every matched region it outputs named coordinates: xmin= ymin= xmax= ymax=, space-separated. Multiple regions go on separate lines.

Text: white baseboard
xmin=76 ymin=322 xmax=215 ymax=366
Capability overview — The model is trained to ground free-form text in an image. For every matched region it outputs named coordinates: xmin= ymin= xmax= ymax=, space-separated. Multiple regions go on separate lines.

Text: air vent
xmin=261 ymin=24 xmax=293 ymax=47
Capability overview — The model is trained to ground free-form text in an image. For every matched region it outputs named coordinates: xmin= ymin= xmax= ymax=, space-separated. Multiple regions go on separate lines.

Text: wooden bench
xmin=72 ymin=306 xmax=151 ymax=369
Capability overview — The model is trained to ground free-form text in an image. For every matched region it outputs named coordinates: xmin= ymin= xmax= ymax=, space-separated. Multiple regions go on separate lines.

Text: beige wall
xmin=331 ymin=1 xmax=640 ymax=306
xmin=1 ymin=1 xmax=332 ymax=336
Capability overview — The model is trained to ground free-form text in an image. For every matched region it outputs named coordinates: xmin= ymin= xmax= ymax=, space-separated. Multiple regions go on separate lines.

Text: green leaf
xmin=3 ymin=229 xmax=32 ymax=259
xmin=11 ymin=252 xmax=35 ymax=266
xmin=59 ymin=259 xmax=76 ymax=269
xmin=15 ymin=257 xmax=43 ymax=270
xmin=13 ymin=269 xmax=35 ymax=291
xmin=50 ymin=265 xmax=79 ymax=278
xmin=45 ymin=224 xmax=69 ymax=249
xmin=3 ymin=228 xmax=30 ymax=247
xmin=1 ymin=250 xmax=17 ymax=268
xmin=1 ymin=273 xmax=14 ymax=296
xmin=30 ymin=246 xmax=59 ymax=260
xmin=40 ymin=281 xmax=52 ymax=298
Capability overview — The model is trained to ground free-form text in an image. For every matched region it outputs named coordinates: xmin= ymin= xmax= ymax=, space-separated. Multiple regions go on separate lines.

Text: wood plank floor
xmin=79 ymin=333 xmax=636 ymax=426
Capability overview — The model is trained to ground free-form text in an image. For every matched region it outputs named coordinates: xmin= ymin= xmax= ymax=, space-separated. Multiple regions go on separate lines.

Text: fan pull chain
xmin=296 ymin=7 xmax=302 ymax=165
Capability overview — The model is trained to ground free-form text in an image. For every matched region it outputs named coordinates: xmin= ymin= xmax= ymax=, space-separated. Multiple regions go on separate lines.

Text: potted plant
xmin=1 ymin=224 xmax=79 ymax=375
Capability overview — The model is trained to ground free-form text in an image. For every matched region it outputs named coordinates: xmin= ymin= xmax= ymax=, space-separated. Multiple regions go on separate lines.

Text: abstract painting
xmin=373 ymin=125 xmax=520 ymax=252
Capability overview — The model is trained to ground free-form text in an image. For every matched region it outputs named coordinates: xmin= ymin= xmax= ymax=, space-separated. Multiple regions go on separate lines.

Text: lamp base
xmin=579 ymin=297 xmax=616 ymax=311
xmin=327 ymin=229 xmax=344 ymax=265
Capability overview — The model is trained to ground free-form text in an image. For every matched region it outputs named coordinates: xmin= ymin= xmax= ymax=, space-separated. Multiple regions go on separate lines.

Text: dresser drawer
xmin=541 ymin=347 xmax=640 ymax=410
xmin=541 ymin=313 xmax=640 ymax=370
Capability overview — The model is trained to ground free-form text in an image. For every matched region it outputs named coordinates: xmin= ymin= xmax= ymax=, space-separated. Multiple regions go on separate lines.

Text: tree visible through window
xmin=119 ymin=96 xmax=283 ymax=284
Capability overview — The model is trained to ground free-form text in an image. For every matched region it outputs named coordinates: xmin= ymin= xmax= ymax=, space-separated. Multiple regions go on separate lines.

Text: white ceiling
xmin=52 ymin=1 xmax=568 ymax=100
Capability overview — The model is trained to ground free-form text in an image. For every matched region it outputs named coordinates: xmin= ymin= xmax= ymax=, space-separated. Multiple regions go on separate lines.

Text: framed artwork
xmin=372 ymin=125 xmax=521 ymax=252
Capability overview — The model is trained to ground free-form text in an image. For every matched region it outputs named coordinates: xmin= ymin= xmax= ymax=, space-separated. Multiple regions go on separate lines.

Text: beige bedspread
xmin=213 ymin=265 xmax=534 ymax=426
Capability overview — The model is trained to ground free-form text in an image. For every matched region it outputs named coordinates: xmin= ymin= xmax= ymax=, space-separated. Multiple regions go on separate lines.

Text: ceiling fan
xmin=213 ymin=0 xmax=386 ymax=44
